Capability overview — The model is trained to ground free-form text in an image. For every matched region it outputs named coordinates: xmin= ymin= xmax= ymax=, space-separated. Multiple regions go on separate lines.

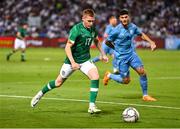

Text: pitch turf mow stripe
xmin=0 ymin=94 xmax=180 ymax=110
xmin=0 ymin=76 xmax=180 ymax=84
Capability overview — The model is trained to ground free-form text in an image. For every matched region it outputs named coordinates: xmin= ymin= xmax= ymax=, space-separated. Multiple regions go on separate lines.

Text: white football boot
xmin=31 ymin=91 xmax=43 ymax=107
xmin=88 ymin=106 xmax=101 ymax=114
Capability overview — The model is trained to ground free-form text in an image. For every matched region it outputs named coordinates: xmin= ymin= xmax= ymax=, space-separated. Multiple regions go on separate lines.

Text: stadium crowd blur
xmin=0 ymin=0 xmax=180 ymax=38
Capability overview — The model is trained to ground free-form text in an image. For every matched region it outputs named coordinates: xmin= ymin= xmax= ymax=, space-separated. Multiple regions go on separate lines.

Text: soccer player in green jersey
xmin=31 ymin=9 xmax=108 ymax=114
xmin=6 ymin=22 xmax=28 ymax=61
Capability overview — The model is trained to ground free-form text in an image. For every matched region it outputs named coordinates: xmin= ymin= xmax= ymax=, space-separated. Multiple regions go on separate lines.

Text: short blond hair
xmin=82 ymin=9 xmax=95 ymax=17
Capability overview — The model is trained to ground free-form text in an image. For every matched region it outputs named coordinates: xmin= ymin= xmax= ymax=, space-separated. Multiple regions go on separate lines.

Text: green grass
xmin=0 ymin=48 xmax=180 ymax=128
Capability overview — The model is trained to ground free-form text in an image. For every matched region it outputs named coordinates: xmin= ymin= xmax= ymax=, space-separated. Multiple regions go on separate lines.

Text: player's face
xmin=110 ymin=17 xmax=117 ymax=27
xmin=120 ymin=14 xmax=129 ymax=26
xmin=23 ymin=24 xmax=28 ymax=29
xmin=82 ymin=15 xmax=95 ymax=28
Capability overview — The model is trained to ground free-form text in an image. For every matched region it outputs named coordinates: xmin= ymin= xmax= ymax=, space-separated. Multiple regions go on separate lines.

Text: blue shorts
xmin=102 ymin=42 xmax=114 ymax=55
xmin=117 ymin=52 xmax=143 ymax=78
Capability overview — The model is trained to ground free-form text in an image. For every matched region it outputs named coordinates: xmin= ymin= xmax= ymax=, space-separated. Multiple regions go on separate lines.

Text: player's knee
xmin=87 ymin=68 xmax=99 ymax=80
xmin=123 ymin=77 xmax=130 ymax=84
xmin=91 ymin=74 xmax=99 ymax=80
xmin=137 ymin=67 xmax=146 ymax=76
xmin=55 ymin=79 xmax=64 ymax=87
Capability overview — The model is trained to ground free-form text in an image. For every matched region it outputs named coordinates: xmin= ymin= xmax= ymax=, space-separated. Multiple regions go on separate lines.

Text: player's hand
xmin=150 ymin=41 xmax=156 ymax=51
xmin=101 ymin=55 xmax=109 ymax=63
xmin=71 ymin=62 xmax=80 ymax=70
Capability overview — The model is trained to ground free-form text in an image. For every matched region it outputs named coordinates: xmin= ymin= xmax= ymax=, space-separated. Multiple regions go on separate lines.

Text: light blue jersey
xmin=107 ymin=23 xmax=143 ymax=77
xmin=108 ymin=23 xmax=142 ymax=58
xmin=107 ymin=22 xmax=149 ymax=96
xmin=102 ymin=24 xmax=116 ymax=55
xmin=104 ymin=24 xmax=115 ymax=37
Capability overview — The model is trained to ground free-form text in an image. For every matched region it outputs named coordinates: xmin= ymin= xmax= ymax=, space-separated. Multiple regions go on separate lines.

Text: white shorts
xmin=60 ymin=60 xmax=96 ymax=78
xmin=14 ymin=38 xmax=26 ymax=50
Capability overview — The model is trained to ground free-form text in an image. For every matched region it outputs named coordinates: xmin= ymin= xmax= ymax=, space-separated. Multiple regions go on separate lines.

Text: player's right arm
xmin=105 ymin=40 xmax=115 ymax=49
xmin=105 ymin=27 xmax=118 ymax=49
xmin=65 ymin=40 xmax=80 ymax=70
xmin=65 ymin=26 xmax=80 ymax=70
xmin=16 ymin=32 xmax=25 ymax=40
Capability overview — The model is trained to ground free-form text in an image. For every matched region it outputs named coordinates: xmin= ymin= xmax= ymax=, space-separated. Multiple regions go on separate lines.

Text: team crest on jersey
xmin=130 ymin=30 xmax=133 ymax=35
xmin=62 ymin=70 xmax=66 ymax=76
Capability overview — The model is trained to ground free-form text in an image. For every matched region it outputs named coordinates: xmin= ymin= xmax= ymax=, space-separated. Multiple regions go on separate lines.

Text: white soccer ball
xmin=122 ymin=107 xmax=140 ymax=122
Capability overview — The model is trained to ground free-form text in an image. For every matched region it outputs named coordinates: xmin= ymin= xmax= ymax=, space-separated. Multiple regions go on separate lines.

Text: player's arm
xmin=103 ymin=33 xmax=108 ymax=39
xmin=16 ymin=32 xmax=24 ymax=40
xmin=141 ymin=33 xmax=156 ymax=51
xmin=104 ymin=27 xmax=118 ymax=49
xmin=103 ymin=32 xmax=116 ymax=49
xmin=65 ymin=40 xmax=80 ymax=70
xmin=105 ymin=40 xmax=115 ymax=49
xmin=94 ymin=37 xmax=108 ymax=62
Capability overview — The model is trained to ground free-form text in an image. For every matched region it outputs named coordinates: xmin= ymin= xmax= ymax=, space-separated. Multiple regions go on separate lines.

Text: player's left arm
xmin=94 ymin=36 xmax=108 ymax=63
xmin=141 ymin=33 xmax=156 ymax=51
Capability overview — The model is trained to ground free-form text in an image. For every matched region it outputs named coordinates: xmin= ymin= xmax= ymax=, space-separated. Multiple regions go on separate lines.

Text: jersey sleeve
xmin=105 ymin=25 xmax=111 ymax=34
xmin=134 ymin=25 xmax=142 ymax=36
xmin=68 ymin=26 xmax=79 ymax=44
xmin=103 ymin=25 xmax=111 ymax=38
xmin=107 ymin=28 xmax=118 ymax=42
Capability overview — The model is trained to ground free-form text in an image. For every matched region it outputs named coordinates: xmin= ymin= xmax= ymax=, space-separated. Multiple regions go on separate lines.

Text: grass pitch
xmin=0 ymin=48 xmax=180 ymax=128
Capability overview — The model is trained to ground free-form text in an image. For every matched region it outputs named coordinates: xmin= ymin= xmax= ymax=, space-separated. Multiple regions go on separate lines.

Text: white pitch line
xmin=0 ymin=94 xmax=180 ymax=110
xmin=0 ymin=76 xmax=180 ymax=84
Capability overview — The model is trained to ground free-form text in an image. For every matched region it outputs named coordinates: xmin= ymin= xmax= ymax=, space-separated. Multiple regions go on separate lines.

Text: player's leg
xmin=20 ymin=48 xmax=26 ymax=61
xmin=110 ymin=51 xmax=119 ymax=74
xmin=80 ymin=61 xmax=101 ymax=114
xmin=20 ymin=40 xmax=26 ymax=61
xmin=131 ymin=53 xmax=156 ymax=101
xmin=112 ymin=58 xmax=119 ymax=74
xmin=91 ymin=56 xmax=101 ymax=63
xmin=6 ymin=38 xmax=19 ymax=61
xmin=103 ymin=58 xmax=130 ymax=85
xmin=6 ymin=49 xmax=17 ymax=61
xmin=31 ymin=63 xmax=74 ymax=107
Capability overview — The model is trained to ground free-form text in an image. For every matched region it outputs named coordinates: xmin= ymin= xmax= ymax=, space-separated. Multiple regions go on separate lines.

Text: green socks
xmin=89 ymin=80 xmax=99 ymax=105
xmin=21 ymin=52 xmax=25 ymax=61
xmin=42 ymin=80 xmax=56 ymax=94
xmin=41 ymin=79 xmax=99 ymax=105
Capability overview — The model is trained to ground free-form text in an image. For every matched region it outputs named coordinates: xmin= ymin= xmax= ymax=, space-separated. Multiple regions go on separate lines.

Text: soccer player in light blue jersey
xmin=103 ymin=9 xmax=157 ymax=101
xmin=91 ymin=15 xmax=119 ymax=73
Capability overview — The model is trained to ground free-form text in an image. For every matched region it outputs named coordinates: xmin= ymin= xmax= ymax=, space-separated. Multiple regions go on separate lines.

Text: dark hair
xmin=107 ymin=15 xmax=116 ymax=20
xmin=82 ymin=9 xmax=95 ymax=17
xmin=120 ymin=9 xmax=129 ymax=16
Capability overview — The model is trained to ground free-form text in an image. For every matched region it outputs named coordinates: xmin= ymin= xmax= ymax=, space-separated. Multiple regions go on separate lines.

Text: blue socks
xmin=109 ymin=74 xmax=123 ymax=83
xmin=140 ymin=75 xmax=148 ymax=95
xmin=109 ymin=72 xmax=148 ymax=96
xmin=91 ymin=56 xmax=100 ymax=63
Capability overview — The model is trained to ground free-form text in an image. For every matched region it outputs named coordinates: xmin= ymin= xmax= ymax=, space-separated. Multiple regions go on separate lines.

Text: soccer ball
xmin=122 ymin=107 xmax=140 ymax=122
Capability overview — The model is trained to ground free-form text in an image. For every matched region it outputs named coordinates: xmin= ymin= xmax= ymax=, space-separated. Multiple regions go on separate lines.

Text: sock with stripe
xmin=41 ymin=80 xmax=56 ymax=94
xmin=89 ymin=80 xmax=99 ymax=107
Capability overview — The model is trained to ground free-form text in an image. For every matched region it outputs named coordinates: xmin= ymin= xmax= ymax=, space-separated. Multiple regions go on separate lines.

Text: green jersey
xmin=17 ymin=27 xmax=27 ymax=39
xmin=64 ymin=22 xmax=98 ymax=64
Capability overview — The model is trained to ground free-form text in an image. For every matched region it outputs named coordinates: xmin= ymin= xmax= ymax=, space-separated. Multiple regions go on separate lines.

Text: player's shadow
xmin=116 ymin=94 xmax=142 ymax=100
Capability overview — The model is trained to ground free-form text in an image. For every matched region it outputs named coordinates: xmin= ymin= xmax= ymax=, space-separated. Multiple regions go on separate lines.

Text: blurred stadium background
xmin=0 ymin=0 xmax=180 ymax=128
xmin=0 ymin=0 xmax=180 ymax=49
